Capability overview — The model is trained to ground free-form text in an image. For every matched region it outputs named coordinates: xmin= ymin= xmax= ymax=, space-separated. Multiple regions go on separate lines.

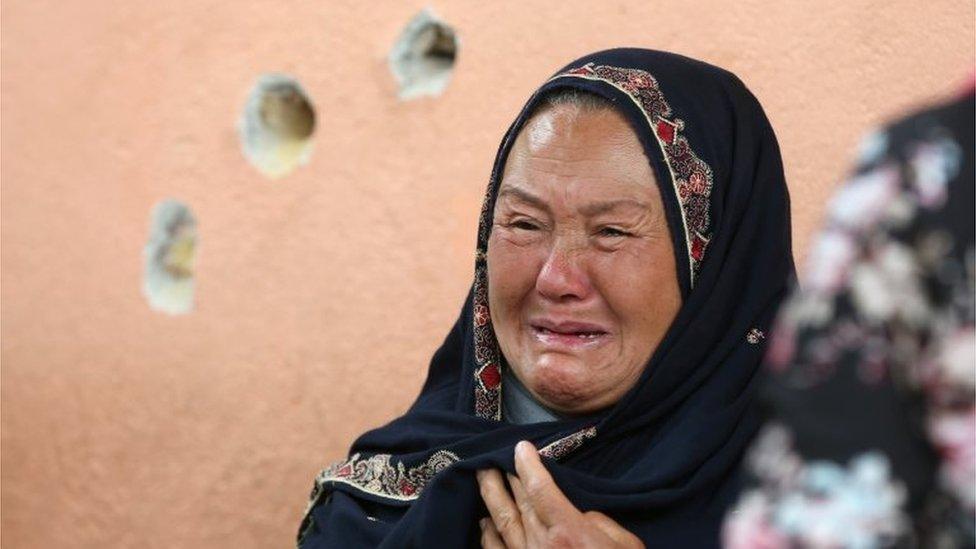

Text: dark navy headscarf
xmin=298 ymin=48 xmax=794 ymax=548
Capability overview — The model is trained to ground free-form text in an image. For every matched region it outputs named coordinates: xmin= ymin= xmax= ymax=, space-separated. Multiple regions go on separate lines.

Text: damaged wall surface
xmin=2 ymin=0 xmax=973 ymax=546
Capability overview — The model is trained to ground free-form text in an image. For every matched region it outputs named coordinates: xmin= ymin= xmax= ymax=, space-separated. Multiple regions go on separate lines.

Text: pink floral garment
xmin=724 ymin=92 xmax=974 ymax=548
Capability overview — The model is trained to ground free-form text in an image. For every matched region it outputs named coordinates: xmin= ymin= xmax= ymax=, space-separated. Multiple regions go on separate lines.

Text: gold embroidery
xmin=539 ymin=426 xmax=598 ymax=460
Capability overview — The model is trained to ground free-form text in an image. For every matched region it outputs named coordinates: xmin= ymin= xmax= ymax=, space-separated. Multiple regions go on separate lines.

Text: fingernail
xmin=515 ymin=440 xmax=529 ymax=458
xmin=476 ymin=469 xmax=485 ymax=482
xmin=479 ymin=518 xmax=487 ymax=530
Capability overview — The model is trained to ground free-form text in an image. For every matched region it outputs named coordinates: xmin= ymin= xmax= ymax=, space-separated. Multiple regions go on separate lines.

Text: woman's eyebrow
xmin=579 ymin=199 xmax=651 ymax=216
xmin=497 ymin=187 xmax=651 ymax=216
xmin=496 ymin=186 xmax=550 ymax=213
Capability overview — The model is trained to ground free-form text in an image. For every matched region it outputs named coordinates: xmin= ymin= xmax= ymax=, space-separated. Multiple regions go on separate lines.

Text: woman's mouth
xmin=529 ymin=319 xmax=611 ymax=349
xmin=534 ymin=326 xmax=605 ymax=338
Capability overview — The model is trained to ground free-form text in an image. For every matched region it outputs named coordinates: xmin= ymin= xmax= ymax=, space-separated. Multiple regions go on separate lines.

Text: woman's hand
xmin=476 ymin=441 xmax=644 ymax=549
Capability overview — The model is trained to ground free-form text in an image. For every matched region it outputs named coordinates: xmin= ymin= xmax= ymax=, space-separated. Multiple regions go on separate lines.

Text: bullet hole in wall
xmin=389 ymin=9 xmax=458 ymax=100
xmin=143 ymin=199 xmax=196 ymax=315
xmin=239 ymin=74 xmax=316 ymax=178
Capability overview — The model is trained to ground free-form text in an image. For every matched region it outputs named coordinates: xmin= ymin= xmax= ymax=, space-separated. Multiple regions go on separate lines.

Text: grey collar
xmin=502 ymin=368 xmax=566 ymax=425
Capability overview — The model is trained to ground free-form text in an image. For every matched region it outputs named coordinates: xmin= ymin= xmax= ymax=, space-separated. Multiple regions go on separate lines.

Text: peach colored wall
xmin=2 ymin=0 xmax=973 ymax=546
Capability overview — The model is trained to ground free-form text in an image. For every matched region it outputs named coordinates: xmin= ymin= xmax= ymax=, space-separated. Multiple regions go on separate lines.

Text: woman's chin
xmin=521 ymin=359 xmax=600 ymax=413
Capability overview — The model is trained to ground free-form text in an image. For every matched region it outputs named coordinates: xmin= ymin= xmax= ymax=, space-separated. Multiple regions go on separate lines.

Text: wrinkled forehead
xmin=496 ymin=104 xmax=663 ymax=216
xmin=510 ymin=103 xmax=644 ymax=165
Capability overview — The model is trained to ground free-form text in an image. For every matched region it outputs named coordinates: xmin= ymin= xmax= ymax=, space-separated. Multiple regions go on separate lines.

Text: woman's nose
xmin=535 ymin=240 xmax=592 ymax=303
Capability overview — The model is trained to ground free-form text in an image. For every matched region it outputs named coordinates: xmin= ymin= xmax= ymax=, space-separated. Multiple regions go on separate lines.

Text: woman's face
xmin=487 ymin=103 xmax=681 ymax=414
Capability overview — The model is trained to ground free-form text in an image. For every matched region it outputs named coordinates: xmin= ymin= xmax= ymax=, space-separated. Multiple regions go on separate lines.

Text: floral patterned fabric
xmin=724 ymin=92 xmax=975 ymax=548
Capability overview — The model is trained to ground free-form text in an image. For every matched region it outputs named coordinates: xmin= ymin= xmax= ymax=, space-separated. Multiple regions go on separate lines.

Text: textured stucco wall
xmin=2 ymin=1 xmax=973 ymax=546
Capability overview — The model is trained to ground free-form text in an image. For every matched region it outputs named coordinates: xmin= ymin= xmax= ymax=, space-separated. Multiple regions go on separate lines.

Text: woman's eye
xmin=511 ymin=220 xmax=540 ymax=231
xmin=599 ymin=227 xmax=630 ymax=238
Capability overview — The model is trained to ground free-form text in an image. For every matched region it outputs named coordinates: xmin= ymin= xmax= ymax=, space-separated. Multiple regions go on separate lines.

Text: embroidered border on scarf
xmin=473 ymin=260 xmax=503 ymax=420
xmin=553 ymin=63 xmax=715 ymax=285
xmin=473 ymin=166 xmax=504 ymax=421
xmin=539 ymin=426 xmax=598 ymax=460
xmin=305 ymin=450 xmax=460 ymax=506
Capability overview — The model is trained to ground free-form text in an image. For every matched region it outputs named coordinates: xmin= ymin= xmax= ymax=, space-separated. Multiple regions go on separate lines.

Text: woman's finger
xmin=506 ymin=473 xmax=548 ymax=546
xmin=512 ymin=441 xmax=579 ymax=527
xmin=506 ymin=473 xmax=534 ymax=519
xmin=476 ymin=469 xmax=526 ymax=548
xmin=480 ymin=518 xmax=507 ymax=549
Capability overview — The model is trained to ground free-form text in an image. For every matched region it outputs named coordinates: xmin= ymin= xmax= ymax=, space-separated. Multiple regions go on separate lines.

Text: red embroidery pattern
xmin=472 ymin=165 xmax=503 ymax=419
xmin=473 ymin=257 xmax=503 ymax=420
xmin=306 ymin=450 xmax=460 ymax=505
xmin=555 ymin=63 xmax=715 ymax=282
xmin=539 ymin=426 xmax=598 ymax=460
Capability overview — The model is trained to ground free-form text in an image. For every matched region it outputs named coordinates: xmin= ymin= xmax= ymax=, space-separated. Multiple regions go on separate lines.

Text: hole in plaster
xmin=143 ymin=199 xmax=197 ymax=315
xmin=239 ymin=74 xmax=316 ymax=178
xmin=389 ymin=9 xmax=458 ymax=100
